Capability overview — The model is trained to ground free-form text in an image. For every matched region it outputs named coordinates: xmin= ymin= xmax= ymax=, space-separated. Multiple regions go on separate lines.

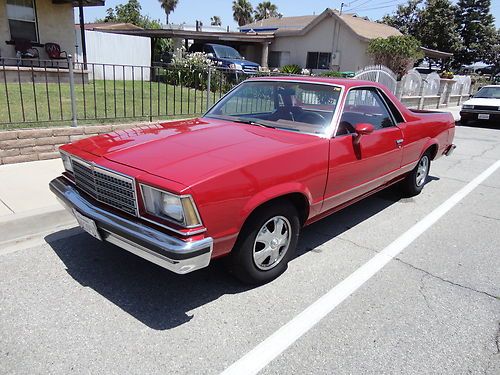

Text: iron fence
xmin=0 ymin=55 xmax=259 ymax=130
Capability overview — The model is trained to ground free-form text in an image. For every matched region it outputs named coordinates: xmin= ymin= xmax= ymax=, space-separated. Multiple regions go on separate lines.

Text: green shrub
xmin=319 ymin=71 xmax=344 ymax=78
xmin=280 ymin=64 xmax=302 ymax=75
xmin=367 ymin=35 xmax=424 ymax=80
xmin=158 ymin=51 xmax=236 ymax=94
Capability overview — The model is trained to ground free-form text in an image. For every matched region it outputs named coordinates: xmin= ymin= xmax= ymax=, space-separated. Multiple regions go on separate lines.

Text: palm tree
xmin=159 ymin=0 xmax=178 ymax=25
xmin=232 ymin=0 xmax=254 ymax=27
xmin=254 ymin=1 xmax=281 ymax=21
xmin=211 ymin=16 xmax=222 ymax=26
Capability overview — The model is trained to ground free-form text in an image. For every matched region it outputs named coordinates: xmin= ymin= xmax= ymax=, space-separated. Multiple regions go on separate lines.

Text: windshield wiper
xmin=206 ymin=115 xmax=276 ymax=129
xmin=233 ymin=117 xmax=276 ymax=129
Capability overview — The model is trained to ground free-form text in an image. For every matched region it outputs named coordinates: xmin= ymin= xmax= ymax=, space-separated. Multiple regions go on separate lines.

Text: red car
xmin=50 ymin=77 xmax=456 ymax=284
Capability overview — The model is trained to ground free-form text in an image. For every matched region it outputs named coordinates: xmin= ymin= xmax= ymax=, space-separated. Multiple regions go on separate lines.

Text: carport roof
xmin=100 ymin=28 xmax=274 ymax=43
xmin=52 ymin=0 xmax=105 ymax=6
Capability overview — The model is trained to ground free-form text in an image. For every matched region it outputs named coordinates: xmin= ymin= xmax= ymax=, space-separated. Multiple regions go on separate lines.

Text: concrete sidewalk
xmin=0 ymin=158 xmax=75 ymax=244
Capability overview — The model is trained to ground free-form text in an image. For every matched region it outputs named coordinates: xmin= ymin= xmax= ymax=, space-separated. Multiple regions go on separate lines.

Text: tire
xmin=401 ymin=151 xmax=431 ymax=197
xmin=227 ymin=201 xmax=300 ymax=284
xmin=461 ymin=119 xmax=468 ymax=126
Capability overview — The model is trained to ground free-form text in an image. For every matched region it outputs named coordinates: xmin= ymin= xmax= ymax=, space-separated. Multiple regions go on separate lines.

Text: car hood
xmin=218 ymin=57 xmax=260 ymax=67
xmin=69 ymin=118 xmax=321 ymax=187
xmin=463 ymin=98 xmax=500 ymax=107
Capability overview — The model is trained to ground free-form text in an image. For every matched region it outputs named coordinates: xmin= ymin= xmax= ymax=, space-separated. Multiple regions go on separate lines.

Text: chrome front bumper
xmin=49 ymin=177 xmax=213 ymax=274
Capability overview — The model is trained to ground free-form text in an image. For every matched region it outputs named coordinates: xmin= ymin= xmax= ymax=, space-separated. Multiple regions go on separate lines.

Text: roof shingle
xmin=241 ymin=9 xmax=401 ymax=41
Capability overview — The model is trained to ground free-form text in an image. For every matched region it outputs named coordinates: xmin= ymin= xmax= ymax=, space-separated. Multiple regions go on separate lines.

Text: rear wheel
xmin=227 ymin=201 xmax=300 ymax=284
xmin=401 ymin=152 xmax=431 ymax=197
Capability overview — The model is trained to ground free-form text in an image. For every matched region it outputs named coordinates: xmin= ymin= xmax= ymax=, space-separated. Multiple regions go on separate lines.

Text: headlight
xmin=229 ymin=63 xmax=243 ymax=70
xmin=140 ymin=185 xmax=201 ymax=227
xmin=60 ymin=150 xmax=73 ymax=173
xmin=462 ymin=104 xmax=474 ymax=109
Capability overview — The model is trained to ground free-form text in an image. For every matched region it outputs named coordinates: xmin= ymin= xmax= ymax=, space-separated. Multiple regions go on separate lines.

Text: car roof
xmin=248 ymin=75 xmax=383 ymax=89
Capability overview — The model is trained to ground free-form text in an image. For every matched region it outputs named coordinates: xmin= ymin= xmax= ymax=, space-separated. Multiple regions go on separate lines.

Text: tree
xmin=211 ymin=16 xmax=222 ymax=26
xmin=159 ymin=0 xmax=179 ymax=24
xmin=381 ymin=0 xmax=422 ymax=36
xmin=485 ymin=29 xmax=500 ymax=77
xmin=254 ymin=1 xmax=281 ymax=21
xmin=367 ymin=35 xmax=424 ymax=79
xmin=232 ymin=0 xmax=254 ymax=27
xmin=96 ymin=0 xmax=160 ymax=29
xmin=417 ymin=0 xmax=462 ymax=57
xmin=455 ymin=0 xmax=497 ymax=66
xmin=95 ymin=0 xmax=171 ymax=60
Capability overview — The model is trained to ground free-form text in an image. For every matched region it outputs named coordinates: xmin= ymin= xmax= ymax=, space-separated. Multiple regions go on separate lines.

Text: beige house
xmin=0 ymin=0 xmax=103 ymax=62
xmin=241 ymin=8 xmax=401 ymax=72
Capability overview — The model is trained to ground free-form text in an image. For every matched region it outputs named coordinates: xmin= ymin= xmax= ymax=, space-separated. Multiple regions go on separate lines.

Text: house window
xmin=306 ymin=52 xmax=332 ymax=70
xmin=6 ymin=0 xmax=38 ymax=42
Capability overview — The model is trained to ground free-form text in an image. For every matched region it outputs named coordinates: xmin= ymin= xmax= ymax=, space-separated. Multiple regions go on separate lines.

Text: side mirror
xmin=206 ymin=53 xmax=214 ymax=58
xmin=354 ymin=123 xmax=374 ymax=135
xmin=353 ymin=123 xmax=374 ymax=144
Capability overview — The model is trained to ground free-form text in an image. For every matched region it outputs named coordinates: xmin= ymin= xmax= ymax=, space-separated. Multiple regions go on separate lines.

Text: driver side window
xmin=337 ymin=88 xmax=395 ymax=136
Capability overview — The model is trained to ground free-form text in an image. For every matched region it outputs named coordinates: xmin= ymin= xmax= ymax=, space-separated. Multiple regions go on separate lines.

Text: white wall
xmin=270 ymin=16 xmax=372 ymax=72
xmin=75 ymin=30 xmax=151 ymax=80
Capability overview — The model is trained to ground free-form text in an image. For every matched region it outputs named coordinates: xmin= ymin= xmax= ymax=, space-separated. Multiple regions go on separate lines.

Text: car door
xmin=321 ymin=87 xmax=404 ymax=212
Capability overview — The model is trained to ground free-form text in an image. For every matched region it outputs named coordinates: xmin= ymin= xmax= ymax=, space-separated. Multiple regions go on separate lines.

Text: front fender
xmin=239 ymin=182 xmax=314 ymax=228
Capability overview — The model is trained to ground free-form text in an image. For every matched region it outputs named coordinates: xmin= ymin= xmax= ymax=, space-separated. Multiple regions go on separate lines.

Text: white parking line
xmin=221 ymin=160 xmax=500 ymax=375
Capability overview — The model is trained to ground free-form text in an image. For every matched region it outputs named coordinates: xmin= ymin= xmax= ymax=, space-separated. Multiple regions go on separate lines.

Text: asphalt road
xmin=1 ymin=122 xmax=499 ymax=375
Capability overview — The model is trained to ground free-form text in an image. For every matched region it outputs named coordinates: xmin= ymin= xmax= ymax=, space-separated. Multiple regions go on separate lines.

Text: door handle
xmin=396 ymin=139 xmax=404 ymax=148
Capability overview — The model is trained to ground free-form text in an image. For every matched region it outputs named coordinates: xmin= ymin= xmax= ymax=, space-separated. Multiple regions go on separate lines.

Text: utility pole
xmin=340 ymin=2 xmax=345 ymax=15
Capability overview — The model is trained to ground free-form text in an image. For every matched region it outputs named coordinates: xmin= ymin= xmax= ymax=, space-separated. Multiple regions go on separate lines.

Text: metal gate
xmin=354 ymin=65 xmax=397 ymax=94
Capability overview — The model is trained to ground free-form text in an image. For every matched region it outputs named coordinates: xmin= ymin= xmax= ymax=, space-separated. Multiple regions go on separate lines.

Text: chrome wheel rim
xmin=253 ymin=216 xmax=291 ymax=271
xmin=416 ymin=156 xmax=429 ymax=187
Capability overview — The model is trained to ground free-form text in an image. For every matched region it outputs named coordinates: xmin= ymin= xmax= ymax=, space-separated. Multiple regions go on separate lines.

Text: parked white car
xmin=460 ymin=85 xmax=500 ymax=125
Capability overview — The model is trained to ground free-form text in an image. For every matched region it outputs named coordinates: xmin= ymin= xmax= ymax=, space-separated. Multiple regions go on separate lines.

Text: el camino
xmin=50 ymin=77 xmax=456 ymax=284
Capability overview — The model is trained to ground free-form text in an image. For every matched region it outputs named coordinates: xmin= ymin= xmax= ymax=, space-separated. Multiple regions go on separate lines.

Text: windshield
xmin=212 ymin=45 xmax=242 ymax=59
xmin=474 ymin=87 xmax=500 ymax=99
xmin=204 ymin=81 xmax=342 ymax=135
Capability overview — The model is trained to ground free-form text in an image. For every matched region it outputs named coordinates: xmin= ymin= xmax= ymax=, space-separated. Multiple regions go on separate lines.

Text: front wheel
xmin=401 ymin=152 xmax=431 ymax=197
xmin=227 ymin=201 xmax=300 ymax=284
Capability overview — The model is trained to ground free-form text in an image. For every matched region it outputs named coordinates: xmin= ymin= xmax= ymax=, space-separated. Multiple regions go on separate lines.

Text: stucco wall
xmin=269 ymin=16 xmax=373 ymax=72
xmin=0 ymin=0 xmax=75 ymax=60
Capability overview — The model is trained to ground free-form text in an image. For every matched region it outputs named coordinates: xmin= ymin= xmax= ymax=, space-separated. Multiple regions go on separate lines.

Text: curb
xmin=0 ymin=204 xmax=76 ymax=245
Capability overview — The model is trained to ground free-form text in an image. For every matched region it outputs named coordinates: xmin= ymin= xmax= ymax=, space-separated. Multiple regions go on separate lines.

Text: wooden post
xmin=78 ymin=0 xmax=87 ymax=70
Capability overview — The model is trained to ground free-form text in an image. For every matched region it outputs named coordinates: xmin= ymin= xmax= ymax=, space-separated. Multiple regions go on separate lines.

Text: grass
xmin=0 ymin=80 xmax=226 ymax=130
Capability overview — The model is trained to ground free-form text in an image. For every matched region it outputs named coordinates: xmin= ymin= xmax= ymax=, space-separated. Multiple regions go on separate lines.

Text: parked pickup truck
xmin=50 ymin=77 xmax=456 ymax=284
xmin=189 ymin=43 xmax=261 ymax=75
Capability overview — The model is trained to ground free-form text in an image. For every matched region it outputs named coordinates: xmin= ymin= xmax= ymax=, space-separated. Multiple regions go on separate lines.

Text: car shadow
xmin=45 ymin=184 xmax=415 ymax=331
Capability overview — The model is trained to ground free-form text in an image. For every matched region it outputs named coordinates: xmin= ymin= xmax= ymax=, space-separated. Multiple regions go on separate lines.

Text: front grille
xmin=473 ymin=105 xmax=498 ymax=111
xmin=243 ymin=66 xmax=258 ymax=74
xmin=71 ymin=158 xmax=137 ymax=216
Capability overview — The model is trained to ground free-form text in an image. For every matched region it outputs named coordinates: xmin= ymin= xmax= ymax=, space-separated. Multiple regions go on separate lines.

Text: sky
xmin=79 ymin=0 xmax=500 ymax=29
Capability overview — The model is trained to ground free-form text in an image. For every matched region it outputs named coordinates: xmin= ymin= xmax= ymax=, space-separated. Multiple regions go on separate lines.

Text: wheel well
xmin=426 ymin=144 xmax=438 ymax=160
xmin=246 ymin=193 xmax=310 ymax=227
